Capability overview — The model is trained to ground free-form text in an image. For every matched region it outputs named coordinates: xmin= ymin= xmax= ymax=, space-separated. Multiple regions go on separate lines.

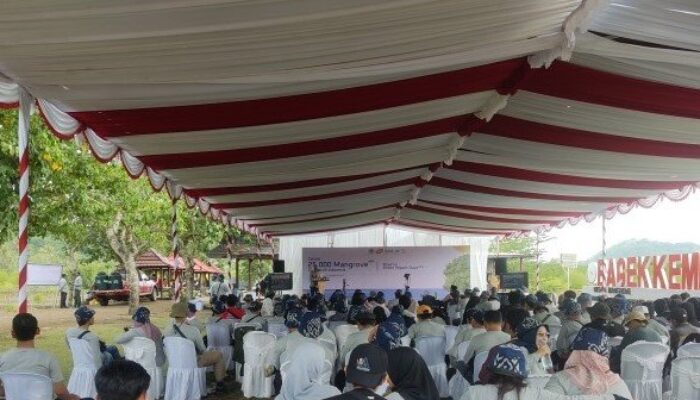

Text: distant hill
xmin=586 ymin=239 xmax=700 ymax=262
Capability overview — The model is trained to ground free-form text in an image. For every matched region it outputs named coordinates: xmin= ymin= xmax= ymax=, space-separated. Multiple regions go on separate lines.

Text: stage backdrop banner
xmin=302 ymin=246 xmax=469 ymax=296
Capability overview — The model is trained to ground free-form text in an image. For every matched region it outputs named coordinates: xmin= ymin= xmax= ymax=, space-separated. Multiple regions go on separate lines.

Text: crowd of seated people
xmin=3 ymin=284 xmax=700 ymax=400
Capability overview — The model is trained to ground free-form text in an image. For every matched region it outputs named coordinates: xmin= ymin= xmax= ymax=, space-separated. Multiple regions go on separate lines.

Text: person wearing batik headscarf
xmin=265 ymin=307 xmax=306 ymax=375
xmin=385 ymin=347 xmax=440 ymax=400
xmin=512 ymin=316 xmax=551 ymax=375
xmin=386 ymin=306 xmax=407 ymax=337
xmin=460 ymin=344 xmax=539 ymax=400
xmin=372 ymin=321 xmax=403 ymax=353
xmin=545 ymin=328 xmax=632 ymax=399
xmin=299 ymin=311 xmax=337 ymax=366
xmin=115 ymin=306 xmax=165 ymax=366
xmin=275 ymin=342 xmax=340 ymax=400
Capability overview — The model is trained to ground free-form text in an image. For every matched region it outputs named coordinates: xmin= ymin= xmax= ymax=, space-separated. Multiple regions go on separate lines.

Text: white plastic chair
xmin=527 ymin=374 xmax=552 ymax=389
xmin=415 ymin=336 xmax=449 ymax=397
xmin=473 ymin=350 xmax=489 ymax=383
xmin=267 ymin=322 xmax=288 ymax=338
xmin=621 ymin=341 xmax=669 ymax=400
xmin=400 ymin=335 xmax=411 ymax=347
xmin=67 ymin=338 xmax=99 ymax=398
xmin=608 ymin=336 xmax=623 ymax=347
xmin=448 ymin=363 xmax=470 ymax=400
xmin=163 ymin=337 xmax=207 ymax=400
xmin=123 ymin=337 xmax=164 ymax=400
xmin=334 ymin=324 xmax=359 ymax=353
xmin=547 ymin=324 xmax=561 ymax=349
xmin=670 ymin=356 xmax=700 ymax=400
xmin=206 ymin=323 xmax=233 ymax=370
xmin=241 ymin=331 xmax=276 ymax=399
xmin=0 ymin=373 xmax=53 ymax=400
xmin=457 ymin=340 xmax=470 ymax=360
xmin=677 ymin=342 xmax=700 ymax=358
xmin=445 ymin=326 xmax=458 ymax=352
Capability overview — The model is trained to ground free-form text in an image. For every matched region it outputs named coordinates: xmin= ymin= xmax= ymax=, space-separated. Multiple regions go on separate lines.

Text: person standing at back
xmin=0 ymin=313 xmax=79 ymax=400
xmin=73 ymin=272 xmax=83 ymax=308
xmin=58 ymin=274 xmax=69 ymax=308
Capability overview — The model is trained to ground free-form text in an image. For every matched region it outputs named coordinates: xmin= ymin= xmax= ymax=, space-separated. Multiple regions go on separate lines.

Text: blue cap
xmin=212 ymin=301 xmax=226 ymax=314
xmin=132 ymin=306 xmax=150 ymax=323
xmin=483 ymin=344 xmax=528 ymax=380
xmin=285 ymin=307 xmax=303 ymax=329
xmin=561 ymin=298 xmax=582 ymax=317
xmin=74 ymin=306 xmax=95 ymax=324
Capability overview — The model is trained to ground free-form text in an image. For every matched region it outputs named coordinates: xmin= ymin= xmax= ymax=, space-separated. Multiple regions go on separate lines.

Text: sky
xmin=541 ymin=190 xmax=700 ymax=261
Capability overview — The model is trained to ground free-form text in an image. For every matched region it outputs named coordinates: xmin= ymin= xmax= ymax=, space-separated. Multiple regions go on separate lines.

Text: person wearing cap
xmin=164 ymin=302 xmax=228 ymax=393
xmin=669 ymin=306 xmax=700 ymax=354
xmin=609 ymin=310 xmax=662 ymax=373
xmin=545 ymin=328 xmax=631 ymax=399
xmin=633 ymin=305 xmax=669 ymax=343
xmin=583 ymin=302 xmax=625 ymax=338
xmin=607 ymin=296 xmax=627 ymax=326
xmin=461 ymin=344 xmax=537 ymax=400
xmin=341 ymin=311 xmax=377 ymax=366
xmin=554 ymin=299 xmax=583 ymax=363
xmin=65 ymin=306 xmax=121 ymax=366
xmin=653 ymin=298 xmax=671 ymax=327
xmin=461 ymin=310 xmax=511 ymax=374
xmin=264 ymin=307 xmax=305 ymax=378
xmin=115 ymin=306 xmax=165 ymax=366
xmin=207 ymin=300 xmax=236 ymax=328
xmin=576 ymin=293 xmax=593 ymax=324
xmin=324 ymin=343 xmax=390 ymax=400
xmin=406 ymin=305 xmax=446 ymax=341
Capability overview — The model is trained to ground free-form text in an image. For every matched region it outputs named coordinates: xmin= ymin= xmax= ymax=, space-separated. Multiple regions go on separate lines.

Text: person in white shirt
xmin=66 ymin=306 xmax=122 ymax=366
xmin=340 ymin=311 xmax=376 ymax=366
xmin=73 ymin=272 xmax=83 ymax=308
xmin=460 ymin=344 xmax=539 ymax=400
xmin=262 ymin=291 xmax=275 ymax=317
xmin=0 ymin=313 xmax=79 ymax=400
xmin=208 ymin=274 xmax=231 ymax=303
xmin=115 ymin=306 xmax=165 ymax=366
xmin=58 ymin=274 xmax=69 ymax=308
xmin=265 ymin=308 xmax=306 ymax=373
xmin=448 ymin=309 xmax=486 ymax=364
xmin=407 ymin=305 xmax=445 ymax=341
xmin=462 ymin=310 xmax=511 ymax=368
xmin=163 ymin=302 xmax=227 ymax=394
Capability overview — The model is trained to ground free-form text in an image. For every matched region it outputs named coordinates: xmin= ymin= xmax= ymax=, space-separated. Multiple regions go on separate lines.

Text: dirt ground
xmin=0 ymin=300 xmax=255 ymax=399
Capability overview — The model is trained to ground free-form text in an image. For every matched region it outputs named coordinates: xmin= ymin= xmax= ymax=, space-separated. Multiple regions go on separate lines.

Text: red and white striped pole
xmin=171 ymin=198 xmax=182 ymax=302
xmin=17 ymin=89 xmax=33 ymax=313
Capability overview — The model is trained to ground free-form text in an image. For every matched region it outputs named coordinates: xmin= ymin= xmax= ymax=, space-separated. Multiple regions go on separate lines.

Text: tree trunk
xmin=124 ymin=254 xmax=140 ymax=314
xmin=185 ymin=255 xmax=195 ymax=300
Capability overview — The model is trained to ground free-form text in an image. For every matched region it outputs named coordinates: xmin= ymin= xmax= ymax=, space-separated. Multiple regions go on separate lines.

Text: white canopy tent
xmin=278 ymin=224 xmax=491 ymax=295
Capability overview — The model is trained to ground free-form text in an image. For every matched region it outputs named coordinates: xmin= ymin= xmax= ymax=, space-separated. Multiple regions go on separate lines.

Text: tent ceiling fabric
xmin=1 ymin=0 xmax=700 ymax=240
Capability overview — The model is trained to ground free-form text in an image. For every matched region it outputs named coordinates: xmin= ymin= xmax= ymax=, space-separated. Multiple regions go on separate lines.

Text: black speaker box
xmin=273 ymin=259 xmax=285 ymax=273
xmin=495 ymin=258 xmax=508 ymax=275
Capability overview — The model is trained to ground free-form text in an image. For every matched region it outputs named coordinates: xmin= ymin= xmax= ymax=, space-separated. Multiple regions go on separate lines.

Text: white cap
xmin=632 ymin=305 xmax=649 ymax=315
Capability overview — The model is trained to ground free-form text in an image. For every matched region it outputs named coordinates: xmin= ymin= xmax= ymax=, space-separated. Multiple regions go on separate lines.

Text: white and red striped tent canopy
xmin=1 ymin=0 xmax=700 ymax=241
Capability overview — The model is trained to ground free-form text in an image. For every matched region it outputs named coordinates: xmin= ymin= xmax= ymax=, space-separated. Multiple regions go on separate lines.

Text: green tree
xmin=443 ymin=254 xmax=470 ymax=290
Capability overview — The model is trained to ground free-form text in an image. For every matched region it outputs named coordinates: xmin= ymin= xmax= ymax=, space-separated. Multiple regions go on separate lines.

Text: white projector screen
xmin=27 ymin=263 xmax=63 ymax=286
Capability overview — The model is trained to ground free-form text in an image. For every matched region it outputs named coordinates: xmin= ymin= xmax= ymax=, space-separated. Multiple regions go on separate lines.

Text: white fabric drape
xmin=279 ymin=224 xmax=490 ymax=294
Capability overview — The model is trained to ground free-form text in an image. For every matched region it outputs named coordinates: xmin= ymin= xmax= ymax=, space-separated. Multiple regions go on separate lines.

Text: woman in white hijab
xmin=275 ymin=341 xmax=340 ymax=400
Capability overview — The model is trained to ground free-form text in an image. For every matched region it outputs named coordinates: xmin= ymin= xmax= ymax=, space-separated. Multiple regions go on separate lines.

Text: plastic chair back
xmin=678 ymin=342 xmax=700 ymax=358
xmin=457 ymin=340 xmax=470 ymax=360
xmin=206 ymin=323 xmax=233 ymax=370
xmin=527 ymin=374 xmax=552 ymax=389
xmin=671 ymin=356 xmax=700 ymax=400
xmin=621 ymin=341 xmax=669 ymax=400
xmin=163 ymin=337 xmax=206 ymax=400
xmin=0 ymin=373 xmax=53 ymax=400
xmin=123 ymin=337 xmax=163 ymax=400
xmin=473 ymin=351 xmax=489 ymax=383
xmin=400 ymin=335 xmax=411 ymax=347
xmin=267 ymin=322 xmax=288 ymax=338
xmin=241 ymin=331 xmax=276 ymax=398
xmin=415 ymin=336 xmax=449 ymax=397
xmin=67 ymin=338 xmax=98 ymax=398
xmin=445 ymin=326 xmax=459 ymax=351
xmin=233 ymin=323 xmax=261 ymax=364
xmin=334 ymin=324 xmax=359 ymax=353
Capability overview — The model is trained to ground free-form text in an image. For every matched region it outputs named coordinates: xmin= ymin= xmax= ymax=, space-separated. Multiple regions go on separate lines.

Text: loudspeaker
xmin=273 ymin=259 xmax=285 ymax=273
xmin=495 ymin=258 xmax=508 ymax=275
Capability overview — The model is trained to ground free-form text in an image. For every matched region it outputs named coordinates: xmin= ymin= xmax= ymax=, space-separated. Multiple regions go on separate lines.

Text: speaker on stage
xmin=495 ymin=258 xmax=508 ymax=275
xmin=273 ymin=259 xmax=285 ymax=273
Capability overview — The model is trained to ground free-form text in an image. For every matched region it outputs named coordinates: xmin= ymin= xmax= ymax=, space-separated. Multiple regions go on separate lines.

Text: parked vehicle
xmin=92 ymin=271 xmax=157 ymax=306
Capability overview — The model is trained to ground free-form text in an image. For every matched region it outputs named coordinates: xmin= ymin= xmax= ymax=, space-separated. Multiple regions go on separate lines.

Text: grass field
xmin=0 ymin=300 xmax=249 ymax=399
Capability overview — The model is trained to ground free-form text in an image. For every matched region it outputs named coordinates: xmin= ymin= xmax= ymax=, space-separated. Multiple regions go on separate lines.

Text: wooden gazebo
xmin=207 ymin=239 xmax=277 ymax=290
xmin=136 ymin=249 xmax=223 ymax=299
